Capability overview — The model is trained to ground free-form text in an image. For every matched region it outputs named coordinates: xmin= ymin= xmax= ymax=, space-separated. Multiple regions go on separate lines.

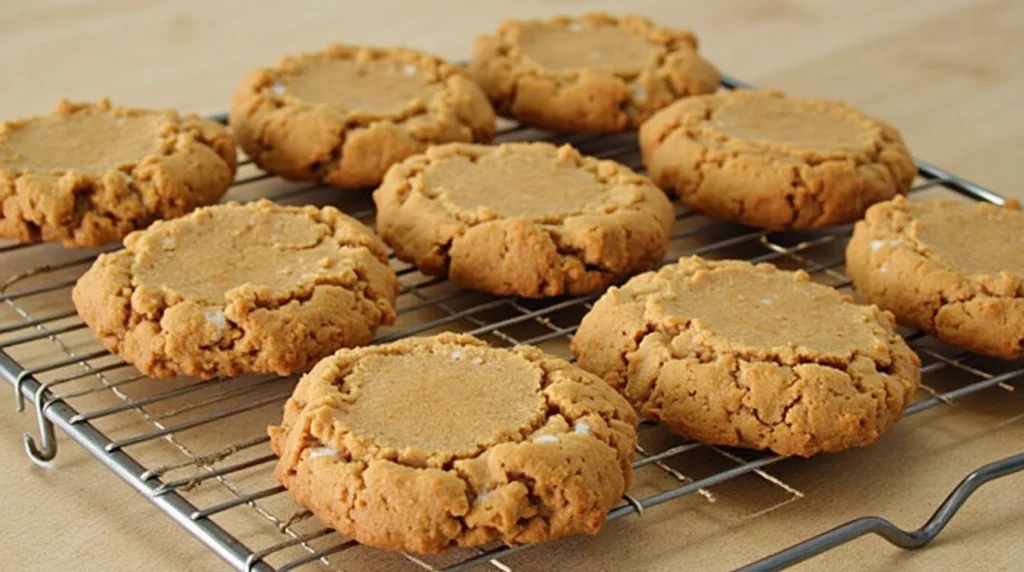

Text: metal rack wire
xmin=2 ymin=74 xmax=1022 ymax=571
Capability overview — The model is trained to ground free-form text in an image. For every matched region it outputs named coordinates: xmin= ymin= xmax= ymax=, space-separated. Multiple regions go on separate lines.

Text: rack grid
xmin=2 ymin=74 xmax=1022 ymax=571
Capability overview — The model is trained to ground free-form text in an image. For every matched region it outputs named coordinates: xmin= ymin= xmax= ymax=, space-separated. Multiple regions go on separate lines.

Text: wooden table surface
xmin=1 ymin=1 xmax=1022 ymax=571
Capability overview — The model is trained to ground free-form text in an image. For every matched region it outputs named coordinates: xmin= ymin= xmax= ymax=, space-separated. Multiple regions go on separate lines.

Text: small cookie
xmin=374 ymin=142 xmax=675 ymax=298
xmin=72 ymin=200 xmax=398 ymax=379
xmin=470 ymin=13 xmax=719 ymax=133
xmin=269 ymin=333 xmax=638 ymax=554
xmin=230 ymin=44 xmax=496 ymax=189
xmin=846 ymin=197 xmax=1024 ymax=360
xmin=639 ymin=89 xmax=916 ymax=229
xmin=0 ymin=99 xmax=236 ymax=247
xmin=571 ymin=256 xmax=921 ymax=457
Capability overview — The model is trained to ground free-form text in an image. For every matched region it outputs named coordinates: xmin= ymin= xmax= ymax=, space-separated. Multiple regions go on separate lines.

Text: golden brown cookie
xmin=846 ymin=197 xmax=1024 ymax=360
xmin=571 ymin=256 xmax=921 ymax=457
xmin=469 ymin=13 xmax=719 ymax=133
xmin=269 ymin=333 xmax=637 ymax=554
xmin=0 ymin=99 xmax=236 ymax=247
xmin=639 ymin=89 xmax=917 ymax=229
xmin=230 ymin=44 xmax=496 ymax=190
xmin=72 ymin=200 xmax=398 ymax=379
xmin=374 ymin=141 xmax=675 ymax=298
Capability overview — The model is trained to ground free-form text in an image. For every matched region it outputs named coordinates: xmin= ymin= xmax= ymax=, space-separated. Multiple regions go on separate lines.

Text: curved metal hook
xmin=23 ymin=400 xmax=58 ymax=465
xmin=739 ymin=451 xmax=1024 ymax=571
xmin=14 ymin=370 xmax=29 ymax=412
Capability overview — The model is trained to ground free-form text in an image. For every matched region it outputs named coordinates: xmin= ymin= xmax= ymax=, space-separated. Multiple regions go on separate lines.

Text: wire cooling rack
xmin=2 ymin=75 xmax=1023 ymax=571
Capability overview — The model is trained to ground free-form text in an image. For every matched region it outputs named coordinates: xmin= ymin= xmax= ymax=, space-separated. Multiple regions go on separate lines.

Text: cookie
xmin=72 ymin=199 xmax=398 ymax=379
xmin=639 ymin=89 xmax=917 ymax=229
xmin=268 ymin=333 xmax=638 ymax=554
xmin=469 ymin=13 xmax=719 ymax=133
xmin=0 ymin=99 xmax=236 ymax=247
xmin=230 ymin=44 xmax=496 ymax=190
xmin=571 ymin=256 xmax=921 ymax=457
xmin=846 ymin=197 xmax=1024 ymax=360
xmin=374 ymin=141 xmax=675 ymax=298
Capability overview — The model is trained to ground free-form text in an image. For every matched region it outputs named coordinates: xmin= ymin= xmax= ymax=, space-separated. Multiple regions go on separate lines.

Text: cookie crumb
xmin=532 ymin=434 xmax=559 ymax=443
xmin=308 ymin=446 xmax=337 ymax=459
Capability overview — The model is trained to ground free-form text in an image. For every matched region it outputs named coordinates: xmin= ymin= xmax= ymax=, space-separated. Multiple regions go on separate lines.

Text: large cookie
xmin=470 ymin=13 xmax=719 ymax=133
xmin=0 ymin=99 xmax=236 ymax=247
xmin=639 ymin=89 xmax=916 ymax=229
xmin=230 ymin=44 xmax=496 ymax=189
xmin=72 ymin=200 xmax=398 ymax=379
xmin=846 ymin=196 xmax=1024 ymax=360
xmin=571 ymin=256 xmax=921 ymax=457
xmin=374 ymin=141 xmax=675 ymax=298
xmin=269 ymin=333 xmax=638 ymax=554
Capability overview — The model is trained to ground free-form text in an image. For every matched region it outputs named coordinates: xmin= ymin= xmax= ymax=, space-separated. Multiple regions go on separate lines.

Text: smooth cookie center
xmin=518 ymin=24 xmax=660 ymax=73
xmin=913 ymin=203 xmax=1024 ymax=277
xmin=280 ymin=59 xmax=440 ymax=115
xmin=1 ymin=112 xmax=163 ymax=174
xmin=339 ymin=352 xmax=546 ymax=459
xmin=711 ymin=96 xmax=872 ymax=152
xmin=132 ymin=207 xmax=344 ymax=303
xmin=656 ymin=268 xmax=881 ymax=356
xmin=423 ymin=151 xmax=607 ymax=220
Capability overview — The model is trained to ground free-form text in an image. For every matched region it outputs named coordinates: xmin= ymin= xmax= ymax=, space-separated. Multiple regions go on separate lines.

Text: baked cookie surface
xmin=72 ymin=200 xmax=398 ymax=379
xmin=374 ymin=141 xmax=675 ymax=298
xmin=269 ymin=333 xmax=637 ymax=554
xmin=846 ymin=197 xmax=1024 ymax=360
xmin=639 ymin=89 xmax=916 ymax=229
xmin=0 ymin=99 xmax=236 ymax=247
xmin=230 ymin=44 xmax=496 ymax=189
xmin=571 ymin=256 xmax=921 ymax=457
xmin=470 ymin=13 xmax=719 ymax=133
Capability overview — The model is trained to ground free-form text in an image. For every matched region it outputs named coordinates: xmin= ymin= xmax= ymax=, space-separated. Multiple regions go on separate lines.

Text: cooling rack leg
xmin=739 ymin=452 xmax=1024 ymax=571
